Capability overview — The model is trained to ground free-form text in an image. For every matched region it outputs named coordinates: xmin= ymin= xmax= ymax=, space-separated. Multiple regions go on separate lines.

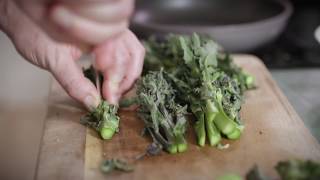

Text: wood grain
xmin=36 ymin=55 xmax=320 ymax=180
xmin=36 ymin=82 xmax=87 ymax=180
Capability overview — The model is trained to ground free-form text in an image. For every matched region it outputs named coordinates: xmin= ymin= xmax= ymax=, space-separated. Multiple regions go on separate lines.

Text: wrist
xmin=0 ymin=0 xmax=8 ymax=29
xmin=0 ymin=0 xmax=13 ymax=36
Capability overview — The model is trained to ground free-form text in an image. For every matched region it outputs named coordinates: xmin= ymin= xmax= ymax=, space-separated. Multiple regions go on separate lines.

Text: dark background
xmin=253 ymin=0 xmax=320 ymax=68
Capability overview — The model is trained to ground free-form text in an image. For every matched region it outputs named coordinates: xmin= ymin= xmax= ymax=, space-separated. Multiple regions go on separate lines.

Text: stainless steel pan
xmin=131 ymin=0 xmax=293 ymax=52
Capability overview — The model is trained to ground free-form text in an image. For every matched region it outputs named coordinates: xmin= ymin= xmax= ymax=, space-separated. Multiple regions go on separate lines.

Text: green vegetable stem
xmin=81 ymin=101 xmax=120 ymax=140
xmin=136 ymin=70 xmax=188 ymax=153
xmin=143 ymin=33 xmax=253 ymax=146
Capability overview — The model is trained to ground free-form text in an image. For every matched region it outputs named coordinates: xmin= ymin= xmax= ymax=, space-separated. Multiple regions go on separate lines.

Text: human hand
xmin=13 ymin=0 xmax=133 ymax=46
xmin=0 ymin=1 xmax=145 ymax=110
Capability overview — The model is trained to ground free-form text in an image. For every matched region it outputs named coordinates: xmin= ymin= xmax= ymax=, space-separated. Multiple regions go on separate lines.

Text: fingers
xmin=66 ymin=0 xmax=134 ymax=23
xmin=118 ymin=32 xmax=145 ymax=93
xmin=94 ymin=30 xmax=145 ymax=104
xmin=101 ymin=61 xmax=126 ymax=105
xmin=95 ymin=41 xmax=129 ymax=104
xmin=13 ymin=0 xmax=133 ymax=48
xmin=59 ymin=0 xmax=119 ymax=4
xmin=49 ymin=50 xmax=100 ymax=110
xmin=101 ymin=70 xmax=124 ymax=105
xmin=50 ymin=5 xmax=128 ymax=45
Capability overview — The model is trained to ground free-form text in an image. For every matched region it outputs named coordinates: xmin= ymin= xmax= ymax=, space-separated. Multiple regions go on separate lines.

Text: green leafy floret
xmin=136 ymin=70 xmax=188 ymax=153
xmin=81 ymin=101 xmax=120 ymax=140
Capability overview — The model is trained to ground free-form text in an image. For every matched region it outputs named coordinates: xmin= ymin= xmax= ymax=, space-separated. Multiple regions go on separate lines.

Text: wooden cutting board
xmin=35 ymin=55 xmax=320 ymax=180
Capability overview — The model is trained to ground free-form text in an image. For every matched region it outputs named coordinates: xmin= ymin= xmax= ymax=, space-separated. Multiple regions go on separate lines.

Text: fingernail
xmin=50 ymin=6 xmax=72 ymax=28
xmin=84 ymin=95 xmax=100 ymax=111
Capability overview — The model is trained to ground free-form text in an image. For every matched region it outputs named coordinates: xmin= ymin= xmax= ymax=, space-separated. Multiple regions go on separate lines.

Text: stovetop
xmin=253 ymin=0 xmax=320 ymax=69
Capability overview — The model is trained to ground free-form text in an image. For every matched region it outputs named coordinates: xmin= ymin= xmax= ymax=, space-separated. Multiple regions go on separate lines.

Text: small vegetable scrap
xmin=246 ymin=165 xmax=269 ymax=180
xmin=246 ymin=159 xmax=320 ymax=180
xmin=217 ymin=173 xmax=243 ymax=180
xmin=101 ymin=159 xmax=134 ymax=174
xmin=217 ymin=159 xmax=320 ymax=180
xmin=275 ymin=159 xmax=320 ymax=180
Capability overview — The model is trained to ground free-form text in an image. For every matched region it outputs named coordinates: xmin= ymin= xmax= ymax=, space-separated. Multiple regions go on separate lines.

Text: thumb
xmin=49 ymin=52 xmax=100 ymax=110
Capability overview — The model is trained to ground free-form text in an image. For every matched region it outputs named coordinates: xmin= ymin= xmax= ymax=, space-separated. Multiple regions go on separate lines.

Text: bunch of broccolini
xmin=143 ymin=33 xmax=254 ymax=147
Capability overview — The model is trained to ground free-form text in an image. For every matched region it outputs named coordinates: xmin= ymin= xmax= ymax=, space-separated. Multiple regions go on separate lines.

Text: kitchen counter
xmin=0 ymin=31 xmax=319 ymax=179
xmin=271 ymin=69 xmax=320 ymax=140
xmin=0 ymin=32 xmax=50 ymax=180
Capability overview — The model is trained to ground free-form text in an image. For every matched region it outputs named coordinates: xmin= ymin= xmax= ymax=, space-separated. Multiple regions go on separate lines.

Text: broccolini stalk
xmin=213 ymin=90 xmax=239 ymax=134
xmin=137 ymin=70 xmax=188 ymax=153
xmin=80 ymin=101 xmax=120 ymax=139
xmin=193 ymin=107 xmax=206 ymax=147
xmin=205 ymin=100 xmax=221 ymax=146
xmin=81 ymin=66 xmax=120 ymax=140
xmin=101 ymin=158 xmax=134 ymax=173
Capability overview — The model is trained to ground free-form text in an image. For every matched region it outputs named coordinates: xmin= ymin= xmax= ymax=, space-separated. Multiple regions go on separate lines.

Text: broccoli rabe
xmin=136 ymin=70 xmax=188 ymax=153
xmin=143 ymin=33 xmax=253 ymax=146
